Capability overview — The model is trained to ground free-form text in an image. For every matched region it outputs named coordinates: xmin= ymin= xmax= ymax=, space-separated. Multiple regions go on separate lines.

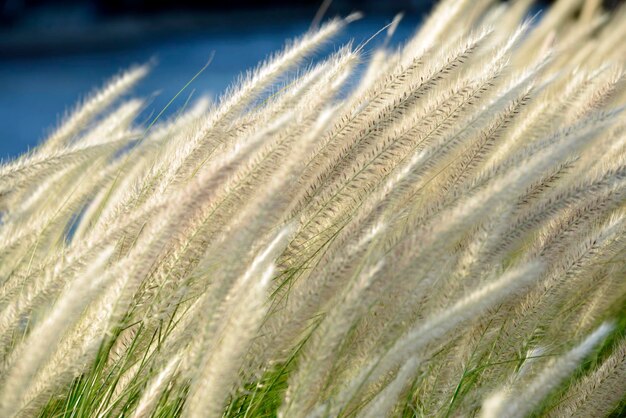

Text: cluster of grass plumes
xmin=1 ymin=0 xmax=626 ymax=416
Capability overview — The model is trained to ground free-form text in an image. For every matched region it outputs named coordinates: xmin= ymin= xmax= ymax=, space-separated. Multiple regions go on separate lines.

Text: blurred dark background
xmin=0 ymin=0 xmax=621 ymax=158
xmin=0 ymin=1 xmax=440 ymax=56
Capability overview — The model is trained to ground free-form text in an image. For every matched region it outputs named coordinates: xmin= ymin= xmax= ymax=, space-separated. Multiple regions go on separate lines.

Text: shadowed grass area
xmin=0 ymin=0 xmax=625 ymax=416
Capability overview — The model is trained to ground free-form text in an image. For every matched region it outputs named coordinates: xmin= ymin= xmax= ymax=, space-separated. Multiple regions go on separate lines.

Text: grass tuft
xmin=0 ymin=0 xmax=625 ymax=416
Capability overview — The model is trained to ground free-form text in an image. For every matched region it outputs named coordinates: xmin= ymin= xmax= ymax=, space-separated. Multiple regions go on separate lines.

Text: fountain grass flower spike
xmin=0 ymin=0 xmax=625 ymax=417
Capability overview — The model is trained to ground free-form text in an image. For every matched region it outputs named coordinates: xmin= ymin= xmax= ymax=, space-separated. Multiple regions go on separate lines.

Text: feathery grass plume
xmin=360 ymin=357 xmax=419 ymax=418
xmin=79 ymin=96 xmax=211 ymax=239
xmin=0 ymin=136 xmax=135 ymax=213
xmin=184 ymin=227 xmax=291 ymax=418
xmin=0 ymin=0 xmax=625 ymax=416
xmin=548 ymin=337 xmax=626 ymax=417
xmin=161 ymin=17 xmax=349 ymax=188
xmin=35 ymin=64 xmax=148 ymax=154
xmin=319 ymin=262 xmax=543 ymax=417
xmin=401 ymin=0 xmax=486 ymax=60
xmin=0 ymin=246 xmax=114 ymax=416
xmin=75 ymin=98 xmax=145 ymax=148
xmin=481 ymin=322 xmax=615 ymax=418
xmin=280 ymin=259 xmax=386 ymax=416
xmin=291 ymin=28 xmax=494 ymax=222
xmin=131 ymin=354 xmax=182 ymax=418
